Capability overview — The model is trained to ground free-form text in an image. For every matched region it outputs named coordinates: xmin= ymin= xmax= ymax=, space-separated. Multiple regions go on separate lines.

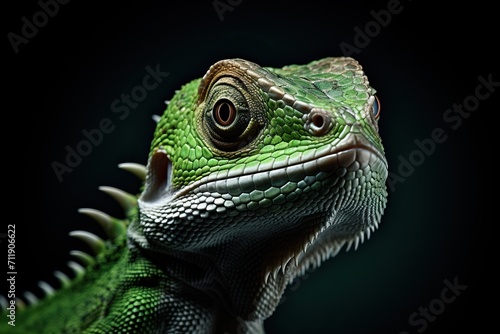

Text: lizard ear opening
xmin=140 ymin=150 xmax=172 ymax=203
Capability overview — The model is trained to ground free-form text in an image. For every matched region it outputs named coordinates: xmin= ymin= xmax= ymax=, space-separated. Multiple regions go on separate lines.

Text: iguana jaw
xmin=136 ymin=133 xmax=387 ymax=320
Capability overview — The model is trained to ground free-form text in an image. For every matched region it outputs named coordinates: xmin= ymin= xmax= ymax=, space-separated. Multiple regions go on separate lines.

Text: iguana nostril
xmin=305 ymin=108 xmax=333 ymax=136
xmin=312 ymin=114 xmax=325 ymax=128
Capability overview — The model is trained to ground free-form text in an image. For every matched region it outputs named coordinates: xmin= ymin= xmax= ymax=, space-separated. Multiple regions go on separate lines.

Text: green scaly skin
xmin=2 ymin=57 xmax=388 ymax=333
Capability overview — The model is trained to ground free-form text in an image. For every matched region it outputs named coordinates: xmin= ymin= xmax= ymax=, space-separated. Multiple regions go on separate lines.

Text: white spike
xmin=320 ymin=248 xmax=328 ymax=262
xmin=330 ymin=245 xmax=343 ymax=258
xmin=70 ymin=250 xmax=95 ymax=266
xmin=38 ymin=281 xmax=55 ymax=297
xmin=294 ymin=255 xmax=299 ymax=267
xmin=303 ymin=242 xmax=309 ymax=254
xmin=23 ymin=291 xmax=38 ymax=305
xmin=54 ymin=271 xmax=71 ymax=288
xmin=78 ymin=208 xmax=112 ymax=224
xmin=272 ymin=266 xmax=280 ymax=280
xmin=315 ymin=253 xmax=321 ymax=266
xmin=264 ymin=271 xmax=271 ymax=284
xmin=69 ymin=231 xmax=105 ymax=255
xmin=152 ymin=114 xmax=161 ymax=123
xmin=354 ymin=235 xmax=360 ymax=251
xmin=345 ymin=239 xmax=354 ymax=252
xmin=67 ymin=261 xmax=86 ymax=278
xmin=99 ymin=186 xmax=136 ymax=213
xmin=366 ymin=227 xmax=371 ymax=240
xmin=282 ymin=257 xmax=292 ymax=274
xmin=78 ymin=208 xmax=125 ymax=239
xmin=338 ymin=240 xmax=347 ymax=252
xmin=118 ymin=162 xmax=147 ymax=181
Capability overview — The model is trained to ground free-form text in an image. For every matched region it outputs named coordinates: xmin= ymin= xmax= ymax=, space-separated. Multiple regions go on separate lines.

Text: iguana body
xmin=3 ymin=57 xmax=388 ymax=333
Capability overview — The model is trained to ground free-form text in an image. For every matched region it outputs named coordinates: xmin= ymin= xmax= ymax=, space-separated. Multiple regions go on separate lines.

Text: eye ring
xmin=372 ymin=96 xmax=381 ymax=119
xmin=213 ymin=99 xmax=237 ymax=126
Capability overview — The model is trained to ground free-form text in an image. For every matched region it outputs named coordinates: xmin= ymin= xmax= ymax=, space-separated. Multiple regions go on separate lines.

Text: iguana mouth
xmin=140 ymin=133 xmax=386 ymax=207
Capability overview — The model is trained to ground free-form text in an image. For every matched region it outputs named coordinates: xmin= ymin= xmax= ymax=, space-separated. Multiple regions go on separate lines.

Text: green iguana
xmin=2 ymin=57 xmax=388 ymax=333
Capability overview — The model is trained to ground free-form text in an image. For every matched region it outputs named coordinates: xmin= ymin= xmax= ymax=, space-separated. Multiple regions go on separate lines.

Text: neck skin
xmin=127 ymin=217 xmax=283 ymax=333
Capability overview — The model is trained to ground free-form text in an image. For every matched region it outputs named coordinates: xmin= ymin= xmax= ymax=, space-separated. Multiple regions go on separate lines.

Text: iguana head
xmin=135 ymin=58 xmax=388 ymax=321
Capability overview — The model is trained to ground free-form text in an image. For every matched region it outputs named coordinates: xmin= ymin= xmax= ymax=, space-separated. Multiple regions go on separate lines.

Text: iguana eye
xmin=207 ymin=97 xmax=250 ymax=139
xmin=204 ymin=95 xmax=254 ymax=152
xmin=372 ymin=96 xmax=381 ymax=119
xmin=213 ymin=99 xmax=237 ymax=126
xmin=201 ymin=79 xmax=264 ymax=152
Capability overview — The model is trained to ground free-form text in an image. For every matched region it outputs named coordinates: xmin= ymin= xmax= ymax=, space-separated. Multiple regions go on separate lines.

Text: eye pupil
xmin=218 ymin=104 xmax=231 ymax=123
xmin=214 ymin=100 xmax=236 ymax=126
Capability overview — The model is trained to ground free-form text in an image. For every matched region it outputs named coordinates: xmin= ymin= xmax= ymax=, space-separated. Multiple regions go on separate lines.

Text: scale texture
xmin=2 ymin=57 xmax=388 ymax=333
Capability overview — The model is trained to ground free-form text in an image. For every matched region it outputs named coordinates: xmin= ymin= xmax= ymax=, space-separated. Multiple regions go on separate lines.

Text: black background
xmin=4 ymin=0 xmax=496 ymax=333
